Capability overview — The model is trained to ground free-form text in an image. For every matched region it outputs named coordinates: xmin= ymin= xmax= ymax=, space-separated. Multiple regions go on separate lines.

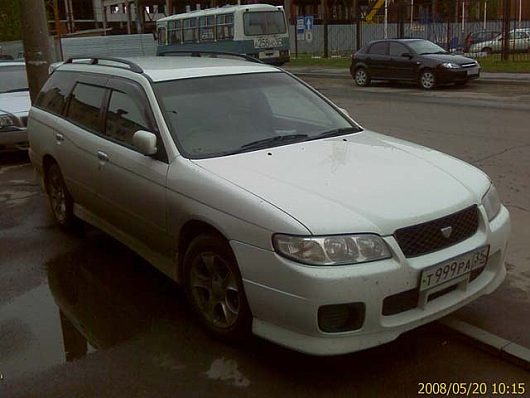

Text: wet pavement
xmin=1 ymin=80 xmax=530 ymax=396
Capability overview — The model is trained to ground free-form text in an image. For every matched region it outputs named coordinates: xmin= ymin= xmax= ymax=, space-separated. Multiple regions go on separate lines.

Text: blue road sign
xmin=304 ymin=16 xmax=314 ymax=31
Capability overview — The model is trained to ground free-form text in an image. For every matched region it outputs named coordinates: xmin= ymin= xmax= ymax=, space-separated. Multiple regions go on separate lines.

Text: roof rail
xmin=158 ymin=50 xmax=264 ymax=64
xmin=63 ymin=57 xmax=144 ymax=73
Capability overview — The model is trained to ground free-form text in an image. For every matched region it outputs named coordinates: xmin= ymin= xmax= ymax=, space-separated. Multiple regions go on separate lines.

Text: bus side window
xmin=199 ymin=16 xmax=215 ymax=42
xmin=216 ymin=14 xmax=234 ymax=41
xmin=169 ymin=20 xmax=182 ymax=44
xmin=183 ymin=18 xmax=198 ymax=43
xmin=157 ymin=27 xmax=166 ymax=45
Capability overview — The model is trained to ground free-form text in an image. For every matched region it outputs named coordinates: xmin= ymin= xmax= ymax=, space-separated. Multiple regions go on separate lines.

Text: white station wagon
xmin=28 ymin=55 xmax=510 ymax=355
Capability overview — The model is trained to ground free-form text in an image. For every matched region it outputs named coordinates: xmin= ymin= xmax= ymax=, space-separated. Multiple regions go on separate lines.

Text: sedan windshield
xmin=407 ymin=40 xmax=447 ymax=55
xmin=0 ymin=65 xmax=28 ymax=93
xmin=155 ymin=72 xmax=360 ymax=159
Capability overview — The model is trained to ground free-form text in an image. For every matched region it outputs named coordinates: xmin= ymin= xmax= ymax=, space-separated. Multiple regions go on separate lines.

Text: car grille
xmin=394 ymin=205 xmax=479 ymax=257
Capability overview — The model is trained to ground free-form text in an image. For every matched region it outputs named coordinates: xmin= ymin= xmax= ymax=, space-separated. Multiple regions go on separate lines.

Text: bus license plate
xmin=420 ymin=246 xmax=489 ymax=291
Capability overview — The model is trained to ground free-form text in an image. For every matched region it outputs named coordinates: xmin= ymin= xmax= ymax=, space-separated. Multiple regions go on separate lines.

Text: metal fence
xmin=290 ymin=18 xmax=530 ymax=62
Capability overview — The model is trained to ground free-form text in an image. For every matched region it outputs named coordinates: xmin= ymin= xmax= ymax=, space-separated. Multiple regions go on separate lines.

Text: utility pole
xmin=501 ymin=0 xmax=511 ymax=61
xmin=135 ymin=0 xmax=144 ymax=34
xmin=322 ymin=0 xmax=329 ymax=57
xmin=20 ymin=0 xmax=52 ymax=103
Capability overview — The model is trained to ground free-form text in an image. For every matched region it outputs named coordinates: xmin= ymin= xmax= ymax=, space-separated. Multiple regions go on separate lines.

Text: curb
xmin=439 ymin=316 xmax=530 ymax=370
xmin=288 ymin=70 xmax=530 ymax=86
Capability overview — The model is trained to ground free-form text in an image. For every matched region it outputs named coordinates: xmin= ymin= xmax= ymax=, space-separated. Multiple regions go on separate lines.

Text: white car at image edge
xmin=27 ymin=55 xmax=510 ymax=355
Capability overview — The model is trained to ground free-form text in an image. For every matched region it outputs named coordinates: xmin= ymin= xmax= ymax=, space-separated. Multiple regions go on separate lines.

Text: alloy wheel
xmin=189 ymin=252 xmax=241 ymax=329
xmin=355 ymin=69 xmax=368 ymax=86
xmin=420 ymin=71 xmax=435 ymax=89
xmin=48 ymin=169 xmax=67 ymax=223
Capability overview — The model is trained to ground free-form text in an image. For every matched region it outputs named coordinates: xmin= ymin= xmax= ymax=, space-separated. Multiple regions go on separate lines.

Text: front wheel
xmin=354 ymin=67 xmax=370 ymax=87
xmin=419 ymin=69 xmax=436 ymax=90
xmin=184 ymin=235 xmax=252 ymax=341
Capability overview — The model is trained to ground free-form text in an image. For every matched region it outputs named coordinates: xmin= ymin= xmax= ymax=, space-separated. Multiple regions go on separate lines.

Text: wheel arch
xmin=177 ymin=219 xmax=230 ymax=281
xmin=42 ymin=154 xmax=58 ymax=194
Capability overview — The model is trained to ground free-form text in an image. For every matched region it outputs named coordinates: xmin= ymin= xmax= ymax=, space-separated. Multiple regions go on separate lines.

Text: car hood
xmin=0 ymin=91 xmax=31 ymax=117
xmin=193 ymin=131 xmax=490 ymax=235
xmin=421 ymin=53 xmax=477 ymax=65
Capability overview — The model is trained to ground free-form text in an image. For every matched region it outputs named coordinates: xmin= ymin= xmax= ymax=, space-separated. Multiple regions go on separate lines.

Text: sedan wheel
xmin=420 ymin=70 xmax=436 ymax=90
xmin=354 ymin=68 xmax=370 ymax=87
xmin=184 ymin=235 xmax=251 ymax=339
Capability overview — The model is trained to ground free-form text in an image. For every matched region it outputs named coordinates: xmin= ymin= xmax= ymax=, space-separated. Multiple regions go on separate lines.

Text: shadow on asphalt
xmin=0 ymin=150 xmax=30 ymax=166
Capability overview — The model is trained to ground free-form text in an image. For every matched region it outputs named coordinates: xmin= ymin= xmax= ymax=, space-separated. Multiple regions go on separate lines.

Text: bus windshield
xmin=243 ymin=11 xmax=286 ymax=36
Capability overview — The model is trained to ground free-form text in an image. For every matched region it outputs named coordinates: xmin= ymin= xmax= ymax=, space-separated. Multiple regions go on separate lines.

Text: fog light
xmin=318 ymin=303 xmax=365 ymax=333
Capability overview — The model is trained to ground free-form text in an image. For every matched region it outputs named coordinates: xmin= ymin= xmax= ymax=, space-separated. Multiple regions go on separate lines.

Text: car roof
xmin=55 ymin=56 xmax=279 ymax=82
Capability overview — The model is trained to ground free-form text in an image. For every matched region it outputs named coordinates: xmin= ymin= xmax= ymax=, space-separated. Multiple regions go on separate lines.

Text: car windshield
xmin=407 ymin=40 xmax=447 ymax=55
xmin=0 ymin=65 xmax=28 ymax=93
xmin=155 ymin=72 xmax=360 ymax=159
xmin=243 ymin=11 xmax=286 ymax=35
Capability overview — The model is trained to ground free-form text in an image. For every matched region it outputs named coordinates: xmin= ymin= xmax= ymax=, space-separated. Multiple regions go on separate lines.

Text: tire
xmin=353 ymin=67 xmax=370 ymax=87
xmin=45 ymin=163 xmax=76 ymax=229
xmin=419 ymin=69 xmax=436 ymax=90
xmin=183 ymin=234 xmax=252 ymax=341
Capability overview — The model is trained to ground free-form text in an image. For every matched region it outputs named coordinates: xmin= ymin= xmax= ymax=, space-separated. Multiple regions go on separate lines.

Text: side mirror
xmin=133 ymin=130 xmax=157 ymax=156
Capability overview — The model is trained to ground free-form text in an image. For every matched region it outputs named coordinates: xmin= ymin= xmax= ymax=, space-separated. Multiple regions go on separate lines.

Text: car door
xmin=388 ymin=42 xmax=416 ymax=81
xmin=56 ymin=75 xmax=109 ymax=214
xmin=95 ymin=77 xmax=172 ymax=258
xmin=365 ymin=41 xmax=390 ymax=79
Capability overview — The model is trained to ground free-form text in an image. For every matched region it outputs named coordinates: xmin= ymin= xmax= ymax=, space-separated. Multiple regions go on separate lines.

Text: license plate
xmin=420 ymin=246 xmax=489 ymax=291
xmin=467 ymin=67 xmax=479 ymax=75
xmin=259 ymin=50 xmax=279 ymax=59
xmin=254 ymin=37 xmax=282 ymax=49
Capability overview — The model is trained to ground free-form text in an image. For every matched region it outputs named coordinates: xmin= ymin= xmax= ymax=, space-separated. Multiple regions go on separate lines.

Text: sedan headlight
xmin=441 ymin=62 xmax=461 ymax=69
xmin=482 ymin=184 xmax=501 ymax=221
xmin=273 ymin=234 xmax=391 ymax=266
xmin=0 ymin=114 xmax=16 ymax=129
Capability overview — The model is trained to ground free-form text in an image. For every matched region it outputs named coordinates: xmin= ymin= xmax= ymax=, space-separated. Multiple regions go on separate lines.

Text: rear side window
xmin=66 ymin=83 xmax=107 ymax=133
xmin=105 ymin=90 xmax=153 ymax=146
xmin=35 ymin=71 xmax=76 ymax=115
xmin=368 ymin=42 xmax=387 ymax=55
xmin=389 ymin=42 xmax=408 ymax=57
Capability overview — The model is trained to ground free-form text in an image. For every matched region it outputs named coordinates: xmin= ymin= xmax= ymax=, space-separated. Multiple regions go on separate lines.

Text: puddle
xmin=0 ymin=234 xmax=183 ymax=381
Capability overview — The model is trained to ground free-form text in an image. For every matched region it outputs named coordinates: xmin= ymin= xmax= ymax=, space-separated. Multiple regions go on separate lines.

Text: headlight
xmin=441 ymin=62 xmax=461 ymax=69
xmin=0 ymin=114 xmax=16 ymax=128
xmin=482 ymin=184 xmax=501 ymax=221
xmin=272 ymin=234 xmax=391 ymax=266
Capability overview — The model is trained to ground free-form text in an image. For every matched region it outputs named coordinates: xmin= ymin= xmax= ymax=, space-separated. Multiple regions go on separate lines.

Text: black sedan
xmin=350 ymin=39 xmax=480 ymax=89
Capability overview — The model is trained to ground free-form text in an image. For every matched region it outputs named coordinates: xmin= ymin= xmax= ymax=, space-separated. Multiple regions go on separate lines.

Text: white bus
xmin=156 ymin=4 xmax=290 ymax=65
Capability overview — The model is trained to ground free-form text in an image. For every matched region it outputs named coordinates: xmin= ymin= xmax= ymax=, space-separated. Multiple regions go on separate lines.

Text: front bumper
xmin=231 ymin=205 xmax=510 ymax=355
xmin=0 ymin=127 xmax=28 ymax=151
xmin=436 ymin=67 xmax=480 ymax=84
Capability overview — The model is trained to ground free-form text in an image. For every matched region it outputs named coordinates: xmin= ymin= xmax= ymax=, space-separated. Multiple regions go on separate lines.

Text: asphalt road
xmin=1 ymin=80 xmax=530 ymax=397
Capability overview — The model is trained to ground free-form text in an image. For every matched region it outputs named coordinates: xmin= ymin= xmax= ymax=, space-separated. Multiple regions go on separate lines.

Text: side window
xmin=168 ymin=20 xmax=182 ymax=44
xmin=389 ymin=42 xmax=408 ymax=57
xmin=183 ymin=18 xmax=197 ymax=43
xmin=157 ymin=27 xmax=167 ymax=45
xmin=66 ymin=83 xmax=107 ymax=133
xmin=368 ymin=42 xmax=388 ymax=55
xmin=216 ymin=14 xmax=234 ymax=40
xmin=199 ymin=16 xmax=215 ymax=42
xmin=104 ymin=90 xmax=153 ymax=147
xmin=35 ymin=71 xmax=76 ymax=116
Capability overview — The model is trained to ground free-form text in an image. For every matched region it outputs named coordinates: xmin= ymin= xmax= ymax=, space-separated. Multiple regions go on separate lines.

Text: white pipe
xmin=519 ymin=0 xmax=522 ymax=27
xmin=483 ymin=1 xmax=487 ymax=30
xmin=384 ymin=0 xmax=388 ymax=38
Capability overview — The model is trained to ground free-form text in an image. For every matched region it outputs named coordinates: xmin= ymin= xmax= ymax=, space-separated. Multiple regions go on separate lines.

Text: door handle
xmin=55 ymin=133 xmax=64 ymax=143
xmin=97 ymin=150 xmax=109 ymax=162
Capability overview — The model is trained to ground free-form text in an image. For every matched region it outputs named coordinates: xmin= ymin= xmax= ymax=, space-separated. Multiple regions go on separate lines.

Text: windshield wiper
xmin=239 ymin=134 xmax=309 ymax=151
xmin=313 ymin=127 xmax=360 ymax=139
xmin=2 ymin=88 xmax=29 ymax=93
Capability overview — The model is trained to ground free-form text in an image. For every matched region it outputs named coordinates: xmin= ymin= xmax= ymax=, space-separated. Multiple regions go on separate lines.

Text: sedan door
xmin=388 ymin=42 xmax=417 ymax=81
xmin=364 ymin=41 xmax=390 ymax=79
xmin=95 ymin=78 xmax=172 ymax=260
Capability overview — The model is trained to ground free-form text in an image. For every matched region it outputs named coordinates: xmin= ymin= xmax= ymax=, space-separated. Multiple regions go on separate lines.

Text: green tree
xmin=0 ymin=0 xmax=22 ymax=41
